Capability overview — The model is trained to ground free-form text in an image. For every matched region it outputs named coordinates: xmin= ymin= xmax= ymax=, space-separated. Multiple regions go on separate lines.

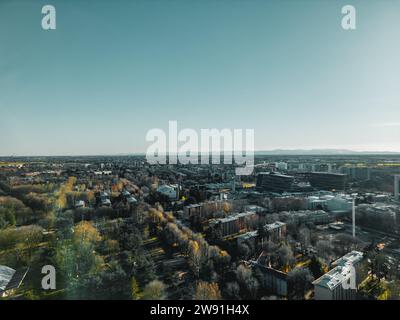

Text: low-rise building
xmin=264 ymin=221 xmax=286 ymax=242
xmin=0 ymin=265 xmax=29 ymax=297
xmin=183 ymin=203 xmax=204 ymax=220
xmin=237 ymin=221 xmax=286 ymax=246
xmin=286 ymin=210 xmax=332 ymax=225
xmin=251 ymin=253 xmax=288 ymax=297
xmin=306 ymin=194 xmax=352 ymax=213
xmin=157 ymin=184 xmax=180 ymax=200
xmin=75 ymin=200 xmax=85 ymax=208
xmin=210 ymin=211 xmax=257 ymax=237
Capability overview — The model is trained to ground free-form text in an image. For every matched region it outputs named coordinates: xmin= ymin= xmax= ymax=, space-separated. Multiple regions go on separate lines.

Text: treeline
xmin=0 ymin=179 xmax=55 ymax=229
xmin=356 ymin=205 xmax=400 ymax=235
xmin=148 ymin=206 xmax=233 ymax=299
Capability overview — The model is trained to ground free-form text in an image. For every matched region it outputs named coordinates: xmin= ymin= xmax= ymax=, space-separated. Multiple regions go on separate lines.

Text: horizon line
xmin=1 ymin=148 xmax=400 ymax=158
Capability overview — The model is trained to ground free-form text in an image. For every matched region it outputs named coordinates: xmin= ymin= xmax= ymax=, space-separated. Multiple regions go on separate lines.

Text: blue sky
xmin=0 ymin=0 xmax=399 ymax=156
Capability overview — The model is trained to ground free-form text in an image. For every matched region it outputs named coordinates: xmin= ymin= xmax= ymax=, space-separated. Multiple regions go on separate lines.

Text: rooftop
xmin=258 ymin=172 xmax=294 ymax=179
xmin=313 ymin=265 xmax=353 ymax=290
xmin=265 ymin=221 xmax=286 ymax=231
xmin=313 ymin=251 xmax=363 ymax=290
xmin=309 ymin=172 xmax=347 ymax=176
xmin=218 ymin=211 xmax=256 ymax=223
xmin=0 ymin=265 xmax=15 ymax=291
xmin=332 ymin=250 xmax=364 ymax=268
xmin=0 ymin=265 xmax=29 ymax=294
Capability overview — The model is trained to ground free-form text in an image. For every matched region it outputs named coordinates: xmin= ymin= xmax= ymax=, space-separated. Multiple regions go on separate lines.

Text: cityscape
xmin=1 ymin=153 xmax=400 ymax=300
xmin=1 ymin=0 xmax=400 ymax=305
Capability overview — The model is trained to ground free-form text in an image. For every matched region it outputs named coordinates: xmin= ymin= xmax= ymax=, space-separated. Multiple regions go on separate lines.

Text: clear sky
xmin=1 ymin=0 xmax=399 ymax=156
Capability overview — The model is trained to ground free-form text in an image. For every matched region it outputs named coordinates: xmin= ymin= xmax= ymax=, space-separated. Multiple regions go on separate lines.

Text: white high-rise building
xmin=395 ymin=175 xmax=400 ymax=202
xmin=313 ymin=251 xmax=364 ymax=300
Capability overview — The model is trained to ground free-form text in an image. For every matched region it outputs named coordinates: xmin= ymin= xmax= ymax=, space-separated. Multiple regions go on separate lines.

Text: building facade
xmin=395 ymin=175 xmax=400 ymax=202
xmin=313 ymin=251 xmax=364 ymax=300
xmin=308 ymin=172 xmax=347 ymax=191
xmin=256 ymin=172 xmax=295 ymax=193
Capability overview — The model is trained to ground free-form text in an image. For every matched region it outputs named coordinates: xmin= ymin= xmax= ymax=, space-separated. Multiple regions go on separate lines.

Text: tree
xmin=236 ymin=264 xmax=252 ymax=285
xmin=316 ymin=240 xmax=333 ymax=263
xmin=236 ymin=264 xmax=259 ymax=299
xmin=308 ymin=255 xmax=324 ymax=279
xmin=256 ymin=222 xmax=267 ymax=248
xmin=287 ymin=267 xmax=314 ymax=300
xmin=0 ymin=207 xmax=16 ymax=229
xmin=212 ymin=249 xmax=231 ymax=274
xmin=131 ymin=277 xmax=142 ymax=300
xmin=262 ymin=240 xmax=279 ymax=267
xmin=246 ymin=276 xmax=259 ymax=299
xmin=387 ymin=280 xmax=400 ymax=300
xmin=67 ymin=262 xmax=130 ymax=299
xmin=57 ymin=176 xmax=77 ymax=208
xmin=207 ymin=224 xmax=222 ymax=242
xmin=73 ymin=221 xmax=101 ymax=245
xmin=238 ymin=242 xmax=251 ymax=260
xmin=223 ymin=202 xmax=232 ymax=214
xmin=372 ymin=252 xmax=389 ymax=282
xmin=223 ymin=281 xmax=240 ymax=299
xmin=334 ymin=233 xmax=361 ymax=255
xmin=188 ymin=240 xmax=201 ymax=278
xmin=142 ymin=280 xmax=166 ymax=300
xmin=277 ymin=244 xmax=295 ymax=271
xmin=298 ymin=226 xmax=311 ymax=251
xmin=0 ymin=225 xmax=43 ymax=250
xmin=195 ymin=281 xmax=221 ymax=300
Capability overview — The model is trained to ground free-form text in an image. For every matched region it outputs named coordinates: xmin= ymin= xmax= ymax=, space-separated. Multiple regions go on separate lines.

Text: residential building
xmin=0 ymin=265 xmax=29 ymax=297
xmin=183 ymin=203 xmax=204 ymax=220
xmin=237 ymin=221 xmax=286 ymax=246
xmin=210 ymin=211 xmax=257 ymax=237
xmin=313 ymin=251 xmax=364 ymax=300
xmin=264 ymin=221 xmax=286 ymax=242
xmin=288 ymin=210 xmax=332 ymax=225
xmin=157 ymin=184 xmax=180 ymax=200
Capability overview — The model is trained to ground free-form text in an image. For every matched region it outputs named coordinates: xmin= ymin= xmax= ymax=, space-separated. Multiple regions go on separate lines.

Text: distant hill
xmin=254 ymin=149 xmax=400 ymax=155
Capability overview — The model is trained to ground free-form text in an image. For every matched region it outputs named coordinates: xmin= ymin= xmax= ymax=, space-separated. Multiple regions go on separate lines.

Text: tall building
xmin=313 ymin=251 xmax=364 ymax=300
xmin=342 ymin=167 xmax=371 ymax=180
xmin=256 ymin=172 xmax=294 ymax=193
xmin=395 ymin=175 xmax=400 ymax=202
xmin=307 ymin=172 xmax=347 ymax=191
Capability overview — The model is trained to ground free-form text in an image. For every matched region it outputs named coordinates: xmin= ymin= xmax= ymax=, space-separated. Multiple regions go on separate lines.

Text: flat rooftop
xmin=265 ymin=221 xmax=286 ymax=231
xmin=218 ymin=211 xmax=256 ymax=223
xmin=313 ymin=251 xmax=363 ymax=290
xmin=313 ymin=265 xmax=353 ymax=290
xmin=258 ymin=172 xmax=294 ymax=178
xmin=309 ymin=172 xmax=347 ymax=176
xmin=332 ymin=250 xmax=364 ymax=267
